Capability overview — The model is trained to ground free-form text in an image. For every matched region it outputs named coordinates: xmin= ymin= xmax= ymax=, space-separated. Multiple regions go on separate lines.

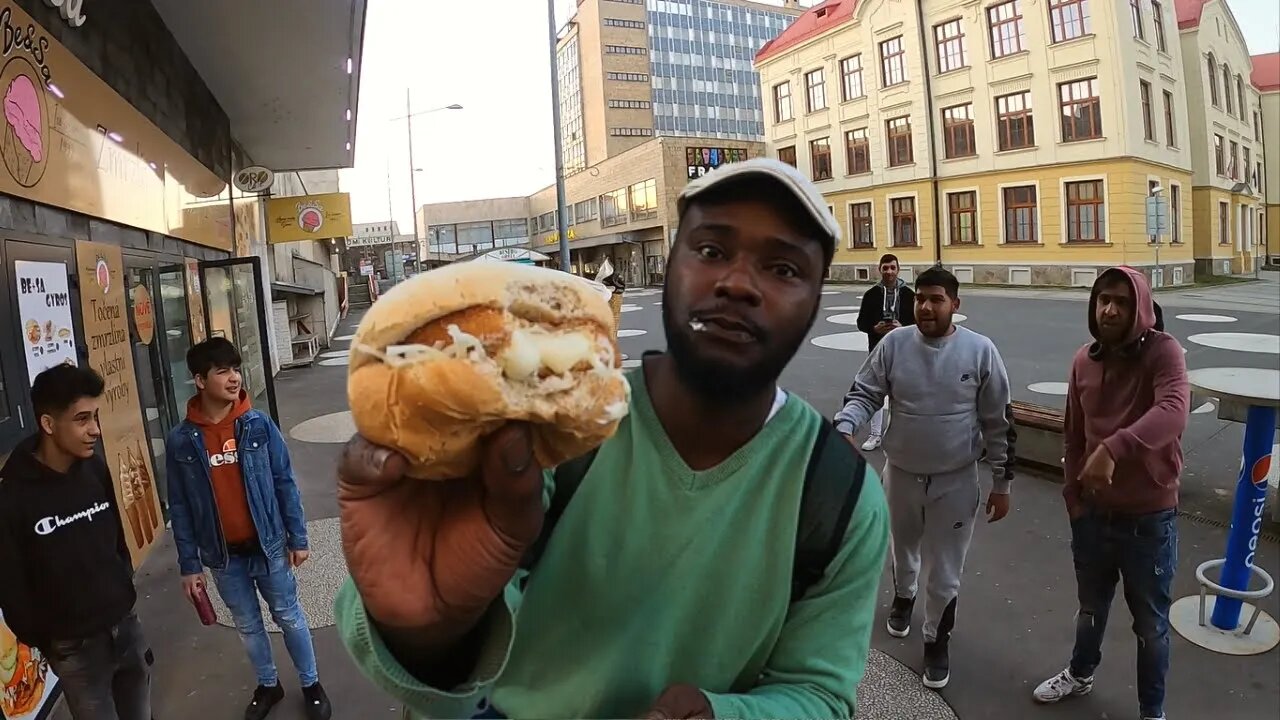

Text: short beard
xmin=660 ymin=282 xmax=818 ymax=404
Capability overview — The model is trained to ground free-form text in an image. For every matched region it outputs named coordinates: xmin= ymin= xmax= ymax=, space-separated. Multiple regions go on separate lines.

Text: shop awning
xmin=151 ymin=0 xmax=367 ymax=170
xmin=271 ymin=281 xmax=322 ymax=297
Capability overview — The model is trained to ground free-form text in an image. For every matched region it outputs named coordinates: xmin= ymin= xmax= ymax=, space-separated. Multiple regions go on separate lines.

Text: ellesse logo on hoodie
xmin=209 ymin=439 xmax=239 ymax=467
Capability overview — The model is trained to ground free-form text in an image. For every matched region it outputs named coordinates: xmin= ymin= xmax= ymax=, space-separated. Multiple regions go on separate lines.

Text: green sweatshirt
xmin=336 ymin=368 xmax=889 ymax=720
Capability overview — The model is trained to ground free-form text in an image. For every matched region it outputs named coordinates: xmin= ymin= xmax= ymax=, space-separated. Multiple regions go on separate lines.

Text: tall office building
xmin=557 ymin=0 xmax=803 ymax=172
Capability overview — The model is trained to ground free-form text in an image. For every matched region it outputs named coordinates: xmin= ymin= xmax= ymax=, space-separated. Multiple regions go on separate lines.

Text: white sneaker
xmin=861 ymin=434 xmax=882 ymax=451
xmin=1033 ymin=668 xmax=1093 ymax=704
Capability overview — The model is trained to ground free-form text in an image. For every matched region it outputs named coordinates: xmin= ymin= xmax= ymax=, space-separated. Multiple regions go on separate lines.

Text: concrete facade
xmin=1254 ymin=52 xmax=1279 ymax=263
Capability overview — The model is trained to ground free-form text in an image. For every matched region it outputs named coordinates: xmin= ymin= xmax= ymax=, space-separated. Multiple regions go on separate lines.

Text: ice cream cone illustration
xmin=119 ymin=453 xmax=145 ymax=549
xmin=132 ymin=441 xmax=159 ymax=530
xmin=3 ymin=73 xmax=44 ymax=186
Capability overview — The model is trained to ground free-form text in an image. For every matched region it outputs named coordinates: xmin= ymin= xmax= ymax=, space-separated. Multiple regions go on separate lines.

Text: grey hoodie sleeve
xmin=977 ymin=340 xmax=1016 ymax=494
xmin=833 ymin=335 xmax=893 ymax=436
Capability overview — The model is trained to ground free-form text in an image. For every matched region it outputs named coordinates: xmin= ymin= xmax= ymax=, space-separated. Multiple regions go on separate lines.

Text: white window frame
xmin=1167 ymin=179 xmax=1183 ymax=244
xmin=1059 ymin=174 xmax=1110 ymax=245
xmin=1218 ymin=199 xmax=1230 ymax=245
xmin=997 ymin=179 xmax=1043 ymax=245
xmin=846 ymin=199 xmax=877 ymax=250
xmin=884 ymin=191 xmax=922 ymax=248
xmin=943 ymin=187 xmax=982 ymax=246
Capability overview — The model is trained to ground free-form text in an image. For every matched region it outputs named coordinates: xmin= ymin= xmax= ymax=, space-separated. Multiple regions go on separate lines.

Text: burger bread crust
xmin=348 ymin=262 xmax=630 ymax=479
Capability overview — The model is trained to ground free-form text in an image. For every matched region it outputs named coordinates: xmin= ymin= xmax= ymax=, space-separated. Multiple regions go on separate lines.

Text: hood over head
xmin=1087 ymin=266 xmax=1156 ymax=356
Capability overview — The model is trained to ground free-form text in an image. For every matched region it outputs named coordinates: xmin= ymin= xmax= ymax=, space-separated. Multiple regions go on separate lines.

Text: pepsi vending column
xmin=1171 ymin=367 xmax=1280 ymax=656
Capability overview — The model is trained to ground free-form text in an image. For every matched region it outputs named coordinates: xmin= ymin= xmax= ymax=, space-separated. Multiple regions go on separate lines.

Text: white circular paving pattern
xmin=319 ymin=350 xmax=349 ymax=358
xmin=617 ymin=329 xmax=647 ymax=338
xmin=621 ymin=358 xmax=642 ymax=369
xmin=821 ymin=290 xmax=842 ymax=296
xmin=1028 ymin=381 xmax=1069 ymax=396
xmin=1192 ymin=402 xmax=1217 ymax=414
xmin=810 ymin=332 xmax=870 ymax=352
xmin=953 ymin=313 xmax=968 ymax=323
xmin=1187 ymin=333 xmax=1280 ymax=355
xmin=206 ymin=518 xmax=346 ymax=632
xmin=826 ymin=313 xmax=859 ymax=326
xmin=333 ymin=333 xmax=356 ymax=341
xmin=825 ymin=305 xmax=859 ymax=311
xmin=1175 ymin=314 xmax=1238 ymax=323
xmin=621 ymin=304 xmax=642 ymax=313
xmin=289 ymin=411 xmax=356 ymax=444
xmin=857 ymin=650 xmax=959 ymax=719
xmin=319 ymin=356 xmax=351 ymax=366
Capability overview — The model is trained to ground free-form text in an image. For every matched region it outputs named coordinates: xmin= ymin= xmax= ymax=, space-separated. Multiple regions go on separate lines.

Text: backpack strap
xmin=518 ymin=448 xmax=599 ymax=572
xmin=790 ymin=422 xmax=866 ymax=603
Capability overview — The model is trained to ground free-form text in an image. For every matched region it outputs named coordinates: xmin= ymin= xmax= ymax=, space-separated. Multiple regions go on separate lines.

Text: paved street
xmin=90 ymin=280 xmax=1280 ymax=720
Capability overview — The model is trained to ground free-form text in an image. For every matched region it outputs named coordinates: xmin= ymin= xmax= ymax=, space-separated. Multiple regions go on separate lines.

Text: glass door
xmin=200 ymin=256 xmax=279 ymax=423
xmin=158 ymin=264 xmax=197 ymax=414
xmin=124 ymin=260 xmax=174 ymax=519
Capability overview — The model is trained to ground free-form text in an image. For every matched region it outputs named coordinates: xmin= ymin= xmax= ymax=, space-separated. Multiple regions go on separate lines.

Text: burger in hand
xmin=348 ymin=262 xmax=631 ymax=479
xmin=1 ymin=623 xmax=47 ymax=718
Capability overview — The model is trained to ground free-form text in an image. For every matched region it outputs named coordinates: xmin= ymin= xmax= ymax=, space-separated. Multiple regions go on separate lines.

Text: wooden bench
xmin=1011 ymin=401 xmax=1066 ymax=476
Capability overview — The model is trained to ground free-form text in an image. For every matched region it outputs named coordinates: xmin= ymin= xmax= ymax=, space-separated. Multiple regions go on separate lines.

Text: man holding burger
xmin=334 ymin=158 xmax=890 ymax=719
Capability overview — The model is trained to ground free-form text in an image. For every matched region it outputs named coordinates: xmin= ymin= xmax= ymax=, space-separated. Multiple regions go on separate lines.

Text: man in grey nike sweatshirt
xmin=834 ymin=266 xmax=1015 ymax=691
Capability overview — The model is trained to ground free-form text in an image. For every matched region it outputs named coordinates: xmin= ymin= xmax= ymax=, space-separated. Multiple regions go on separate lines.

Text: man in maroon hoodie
xmin=1033 ymin=266 xmax=1188 ymax=720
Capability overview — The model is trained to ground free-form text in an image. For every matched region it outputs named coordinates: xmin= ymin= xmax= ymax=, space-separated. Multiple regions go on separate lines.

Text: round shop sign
xmin=131 ymin=284 xmax=154 ymax=345
xmin=233 ymin=165 xmax=274 ymax=194
xmin=94 ymin=257 xmax=110 ymax=294
xmin=297 ymin=205 xmax=324 ymax=234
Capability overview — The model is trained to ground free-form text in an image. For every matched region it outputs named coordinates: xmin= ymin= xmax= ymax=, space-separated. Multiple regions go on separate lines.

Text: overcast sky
xmin=339 ymin=0 xmax=1280 ymax=231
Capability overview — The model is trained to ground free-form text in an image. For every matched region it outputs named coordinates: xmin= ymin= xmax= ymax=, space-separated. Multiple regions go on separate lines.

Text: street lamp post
xmin=547 ymin=0 xmax=571 ymax=273
xmin=393 ymin=96 xmax=463 ymax=276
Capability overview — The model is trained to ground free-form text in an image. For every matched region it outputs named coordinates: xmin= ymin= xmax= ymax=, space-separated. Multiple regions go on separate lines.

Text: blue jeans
xmin=1069 ymin=508 xmax=1177 ymax=718
xmin=211 ymin=552 xmax=319 ymax=687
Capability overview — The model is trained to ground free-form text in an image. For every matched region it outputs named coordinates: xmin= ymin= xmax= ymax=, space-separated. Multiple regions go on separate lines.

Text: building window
xmin=1151 ymin=0 xmax=1167 ymax=50
xmin=1065 ymin=180 xmax=1106 ymax=243
xmin=630 ymin=179 xmax=658 ymax=221
xmin=943 ymin=104 xmax=976 ymax=158
xmin=891 ymin=197 xmax=917 ymax=247
xmin=1219 ymin=201 xmax=1229 ymax=245
xmin=778 ymin=145 xmax=797 ymax=167
xmin=1243 ymin=147 xmax=1251 ymax=186
xmin=850 ymin=202 xmax=874 ymax=248
xmin=1223 ymin=66 xmax=1234 ymax=115
xmin=603 ymin=18 xmax=645 ymax=29
xmin=880 ymin=36 xmax=907 ymax=86
xmin=1129 ymin=0 xmax=1144 ymax=39
xmin=934 ymin=19 xmax=968 ymax=73
xmin=948 ymin=192 xmax=978 ymax=244
xmin=1140 ymin=81 xmax=1154 ymax=141
xmin=810 ymin=137 xmax=833 ymax=181
xmin=840 ymin=55 xmax=865 ymax=101
xmin=988 ymin=0 xmax=1026 ymax=58
xmin=1003 ymin=185 xmax=1038 ymax=243
xmin=572 ymin=197 xmax=598 ymax=222
xmin=605 ymin=45 xmax=647 ymax=55
xmin=996 ymin=91 xmax=1035 ymax=150
xmin=845 ymin=128 xmax=870 ymax=174
xmin=602 ymin=188 xmax=629 ymax=227
xmin=1229 ymin=140 xmax=1239 ymax=179
xmin=1207 ymin=55 xmax=1219 ymax=106
xmin=606 ymin=71 xmax=649 ymax=82
xmin=805 ymin=69 xmax=827 ymax=112
xmin=1163 ymin=90 xmax=1176 ymax=147
xmin=1049 ymin=0 xmax=1090 ymax=43
xmin=1169 ymin=184 xmax=1181 ymax=243
xmin=1214 ymin=134 xmax=1225 ymax=175
xmin=774 ymin=82 xmax=793 ymax=122
xmin=886 ymin=116 xmax=913 ymax=166
xmin=608 ymin=99 xmax=652 ymax=109
xmin=1236 ymin=76 xmax=1245 ymax=121
xmin=1254 ymin=110 xmax=1262 ymax=139
xmin=1059 ymin=77 xmax=1102 ymax=142
xmin=610 ymin=127 xmax=653 ymax=137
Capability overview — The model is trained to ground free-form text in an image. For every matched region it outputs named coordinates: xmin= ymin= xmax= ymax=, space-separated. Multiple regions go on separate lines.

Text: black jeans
xmin=42 ymin=612 xmax=151 ymax=720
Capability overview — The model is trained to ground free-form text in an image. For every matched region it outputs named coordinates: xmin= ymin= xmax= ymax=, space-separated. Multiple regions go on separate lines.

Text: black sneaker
xmin=245 ymin=684 xmax=284 ymax=720
xmin=922 ymin=638 xmax=950 ymax=690
xmin=886 ymin=595 xmax=914 ymax=638
xmin=302 ymin=682 xmax=332 ymax=720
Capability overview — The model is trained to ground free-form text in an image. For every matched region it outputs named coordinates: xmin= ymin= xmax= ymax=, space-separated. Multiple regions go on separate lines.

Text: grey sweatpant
xmin=884 ymin=461 xmax=982 ymax=641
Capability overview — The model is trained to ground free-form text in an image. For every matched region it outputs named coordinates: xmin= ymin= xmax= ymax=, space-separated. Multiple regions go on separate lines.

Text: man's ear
xmin=192 ymin=373 xmax=205 ymax=390
xmin=39 ymin=413 xmax=55 ymax=436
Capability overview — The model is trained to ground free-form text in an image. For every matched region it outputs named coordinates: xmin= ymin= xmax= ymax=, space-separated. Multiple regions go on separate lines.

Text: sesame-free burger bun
xmin=348 ymin=262 xmax=630 ymax=479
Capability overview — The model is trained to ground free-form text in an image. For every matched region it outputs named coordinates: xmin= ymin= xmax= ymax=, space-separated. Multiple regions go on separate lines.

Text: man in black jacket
xmin=853 ymin=254 xmax=915 ymax=451
xmin=0 ymin=364 xmax=150 ymax=720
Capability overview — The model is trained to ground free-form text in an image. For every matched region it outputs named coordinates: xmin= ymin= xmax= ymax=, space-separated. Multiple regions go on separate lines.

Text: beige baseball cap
xmin=677 ymin=157 xmax=841 ymax=252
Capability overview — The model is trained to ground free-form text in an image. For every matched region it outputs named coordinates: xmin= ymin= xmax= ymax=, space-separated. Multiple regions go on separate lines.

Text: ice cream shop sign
xmin=43 ymin=0 xmax=87 ymax=28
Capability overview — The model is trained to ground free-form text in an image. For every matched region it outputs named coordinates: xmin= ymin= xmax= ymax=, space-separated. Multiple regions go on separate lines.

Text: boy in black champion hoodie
xmin=0 ymin=364 xmax=150 ymax=720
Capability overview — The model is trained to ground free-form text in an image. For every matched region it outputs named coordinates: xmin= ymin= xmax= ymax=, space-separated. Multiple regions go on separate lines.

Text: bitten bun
xmin=347 ymin=262 xmax=631 ymax=479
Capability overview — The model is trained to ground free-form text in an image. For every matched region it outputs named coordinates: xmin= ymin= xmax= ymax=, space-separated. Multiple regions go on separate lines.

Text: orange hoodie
xmin=186 ymin=391 xmax=257 ymax=545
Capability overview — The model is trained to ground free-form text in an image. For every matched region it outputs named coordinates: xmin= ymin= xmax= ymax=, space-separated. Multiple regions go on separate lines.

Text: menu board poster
xmin=14 ymin=260 xmax=77 ymax=384
xmin=184 ymin=258 xmax=207 ymax=344
xmin=0 ymin=607 xmax=58 ymax=720
xmin=74 ymin=241 xmax=162 ymax=568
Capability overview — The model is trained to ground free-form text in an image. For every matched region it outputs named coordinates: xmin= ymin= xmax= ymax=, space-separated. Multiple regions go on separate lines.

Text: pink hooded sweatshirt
xmin=1064 ymin=266 xmax=1189 ymax=516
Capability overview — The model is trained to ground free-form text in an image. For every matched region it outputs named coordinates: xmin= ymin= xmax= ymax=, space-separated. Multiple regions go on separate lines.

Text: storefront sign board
xmin=75 ymin=241 xmax=162 ymax=568
xmin=265 ymin=193 xmax=353 ymax=244
xmin=129 ymin=282 xmax=154 ymax=345
xmin=14 ymin=259 xmax=77 ymax=383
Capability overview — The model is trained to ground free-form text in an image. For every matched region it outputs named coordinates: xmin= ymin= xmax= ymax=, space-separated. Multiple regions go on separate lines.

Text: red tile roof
xmin=1173 ymin=0 xmax=1211 ymax=29
xmin=1252 ymin=52 xmax=1280 ymax=92
xmin=755 ymin=0 xmax=858 ymax=64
